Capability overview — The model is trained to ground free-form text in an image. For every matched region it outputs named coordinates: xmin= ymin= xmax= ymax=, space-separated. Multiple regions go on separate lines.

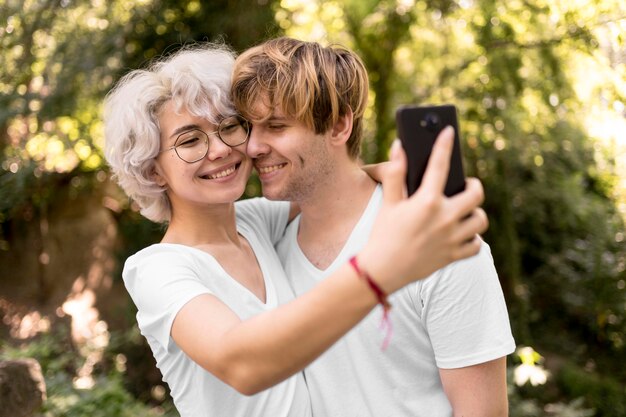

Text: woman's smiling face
xmin=153 ymin=100 xmax=252 ymax=211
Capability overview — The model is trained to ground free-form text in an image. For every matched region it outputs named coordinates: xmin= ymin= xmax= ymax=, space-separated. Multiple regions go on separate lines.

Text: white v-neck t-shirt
xmin=123 ymin=199 xmax=311 ymax=417
xmin=277 ymin=185 xmax=515 ymax=417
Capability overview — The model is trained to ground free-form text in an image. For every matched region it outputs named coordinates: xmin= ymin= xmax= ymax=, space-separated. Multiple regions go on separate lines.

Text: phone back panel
xmin=396 ymin=104 xmax=465 ymax=196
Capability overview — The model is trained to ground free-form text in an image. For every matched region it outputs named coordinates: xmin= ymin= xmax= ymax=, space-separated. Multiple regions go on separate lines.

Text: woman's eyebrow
xmin=170 ymin=124 xmax=201 ymax=139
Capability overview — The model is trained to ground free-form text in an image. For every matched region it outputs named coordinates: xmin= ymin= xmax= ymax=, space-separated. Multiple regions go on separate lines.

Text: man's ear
xmin=329 ymin=108 xmax=354 ymax=146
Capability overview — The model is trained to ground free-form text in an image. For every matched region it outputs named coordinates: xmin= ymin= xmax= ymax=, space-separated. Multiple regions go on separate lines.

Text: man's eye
xmin=269 ymin=124 xmax=286 ymax=130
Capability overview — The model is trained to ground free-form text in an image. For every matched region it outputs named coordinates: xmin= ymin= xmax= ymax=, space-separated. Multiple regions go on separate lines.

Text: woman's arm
xmin=172 ymin=129 xmax=488 ymax=394
xmin=361 ymin=161 xmax=388 ymax=184
xmin=361 ymin=139 xmax=396 ymax=184
xmin=172 ymin=262 xmax=379 ymax=395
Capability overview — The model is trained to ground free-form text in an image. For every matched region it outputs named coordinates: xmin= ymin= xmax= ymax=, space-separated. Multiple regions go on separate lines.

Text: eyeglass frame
xmin=157 ymin=115 xmax=251 ymax=163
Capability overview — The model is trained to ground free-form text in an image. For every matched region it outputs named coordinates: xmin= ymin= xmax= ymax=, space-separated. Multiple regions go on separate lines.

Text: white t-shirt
xmin=276 ymin=185 xmax=516 ymax=417
xmin=123 ymin=199 xmax=312 ymax=417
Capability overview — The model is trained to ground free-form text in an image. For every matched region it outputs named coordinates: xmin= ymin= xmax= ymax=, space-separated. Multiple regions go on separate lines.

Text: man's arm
xmin=439 ymin=357 xmax=509 ymax=417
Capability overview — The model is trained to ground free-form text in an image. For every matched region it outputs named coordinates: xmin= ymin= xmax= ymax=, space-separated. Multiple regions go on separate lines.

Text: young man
xmin=232 ymin=37 xmax=516 ymax=416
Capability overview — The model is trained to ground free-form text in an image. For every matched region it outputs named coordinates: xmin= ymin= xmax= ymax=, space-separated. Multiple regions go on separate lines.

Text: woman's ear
xmin=329 ymin=108 xmax=354 ymax=146
xmin=152 ymin=163 xmax=167 ymax=187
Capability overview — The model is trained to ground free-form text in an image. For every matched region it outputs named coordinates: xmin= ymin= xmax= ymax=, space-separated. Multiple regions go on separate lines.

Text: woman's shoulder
xmin=125 ymin=243 xmax=212 ymax=271
xmin=128 ymin=242 xmax=187 ymax=259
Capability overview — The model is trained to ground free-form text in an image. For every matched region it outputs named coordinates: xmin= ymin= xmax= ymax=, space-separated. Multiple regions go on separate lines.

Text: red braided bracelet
xmin=348 ymin=255 xmax=393 ymax=349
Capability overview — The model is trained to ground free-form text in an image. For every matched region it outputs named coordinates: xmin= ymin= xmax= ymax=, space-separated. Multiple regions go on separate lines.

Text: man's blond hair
xmin=232 ymin=37 xmax=369 ymax=159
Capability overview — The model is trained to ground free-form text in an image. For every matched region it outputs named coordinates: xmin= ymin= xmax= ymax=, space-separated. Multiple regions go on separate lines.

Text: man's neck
xmin=296 ymin=162 xmax=378 ymax=270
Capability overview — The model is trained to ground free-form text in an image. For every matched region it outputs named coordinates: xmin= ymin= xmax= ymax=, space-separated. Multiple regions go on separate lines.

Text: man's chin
xmin=261 ymin=190 xmax=285 ymax=201
xmin=259 ymin=183 xmax=287 ymax=201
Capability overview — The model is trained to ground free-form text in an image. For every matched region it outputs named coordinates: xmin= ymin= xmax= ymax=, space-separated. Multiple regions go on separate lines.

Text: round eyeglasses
xmin=158 ymin=115 xmax=251 ymax=163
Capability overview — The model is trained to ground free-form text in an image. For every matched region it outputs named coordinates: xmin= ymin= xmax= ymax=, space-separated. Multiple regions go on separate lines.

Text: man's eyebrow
xmin=266 ymin=115 xmax=288 ymax=122
xmin=169 ymin=124 xmax=201 ymax=139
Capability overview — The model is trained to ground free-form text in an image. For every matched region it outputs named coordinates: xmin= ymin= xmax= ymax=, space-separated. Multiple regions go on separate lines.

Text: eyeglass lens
xmin=174 ymin=116 xmax=250 ymax=163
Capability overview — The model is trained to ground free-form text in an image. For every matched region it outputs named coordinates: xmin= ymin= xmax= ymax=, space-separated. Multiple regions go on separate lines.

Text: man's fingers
xmin=417 ymin=126 xmax=454 ymax=196
xmin=381 ymin=140 xmax=408 ymax=204
xmin=451 ymin=234 xmax=483 ymax=260
xmin=452 ymin=207 xmax=489 ymax=242
xmin=448 ymin=177 xmax=485 ymax=215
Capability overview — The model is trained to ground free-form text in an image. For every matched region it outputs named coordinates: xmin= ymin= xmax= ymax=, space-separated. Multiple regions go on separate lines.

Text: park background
xmin=0 ymin=0 xmax=625 ymax=415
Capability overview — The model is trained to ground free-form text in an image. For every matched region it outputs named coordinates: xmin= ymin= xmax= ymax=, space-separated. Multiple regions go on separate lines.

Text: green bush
xmin=42 ymin=373 xmax=176 ymax=417
xmin=0 ymin=326 xmax=176 ymax=417
xmin=507 ymin=347 xmax=596 ymax=417
xmin=558 ymin=364 xmax=626 ymax=417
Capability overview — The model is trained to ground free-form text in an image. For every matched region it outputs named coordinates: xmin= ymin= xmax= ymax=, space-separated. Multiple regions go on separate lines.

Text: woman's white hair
xmin=103 ymin=43 xmax=236 ymax=223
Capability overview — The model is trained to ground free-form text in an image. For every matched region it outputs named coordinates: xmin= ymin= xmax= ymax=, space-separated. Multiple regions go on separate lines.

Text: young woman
xmin=103 ymin=43 xmax=487 ymax=417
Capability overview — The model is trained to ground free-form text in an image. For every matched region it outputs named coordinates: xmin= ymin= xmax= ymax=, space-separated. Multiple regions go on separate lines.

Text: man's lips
xmin=255 ymin=163 xmax=287 ymax=175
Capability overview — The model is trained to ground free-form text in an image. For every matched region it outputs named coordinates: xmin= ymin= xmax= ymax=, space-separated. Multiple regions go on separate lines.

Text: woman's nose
xmin=205 ymin=134 xmax=232 ymax=160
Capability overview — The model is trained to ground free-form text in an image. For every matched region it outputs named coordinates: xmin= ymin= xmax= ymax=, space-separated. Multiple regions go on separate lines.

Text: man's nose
xmin=246 ymin=126 xmax=271 ymax=159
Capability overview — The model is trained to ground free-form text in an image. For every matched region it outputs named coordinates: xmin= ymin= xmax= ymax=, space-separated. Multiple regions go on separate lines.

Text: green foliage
xmin=1 ymin=325 xmax=176 ymax=417
xmin=509 ymin=389 xmax=595 ymax=417
xmin=557 ymin=363 xmax=626 ymax=417
xmin=0 ymin=0 xmax=280 ymax=245
xmin=117 ymin=0 xmax=280 ymax=65
xmin=105 ymin=319 xmax=173 ymax=404
xmin=281 ymin=0 xmax=626 ymax=412
xmin=343 ymin=0 xmax=421 ymax=159
xmin=0 ymin=160 xmax=109 ymax=257
xmin=284 ymin=1 xmax=626 ymax=366
xmin=110 ymin=209 xmax=165 ymax=281
xmin=2 ymin=0 xmax=625 ymax=413
xmin=507 ymin=349 xmax=597 ymax=417
xmin=43 ymin=373 xmax=173 ymax=417
xmin=0 ymin=1 xmax=281 ymax=411
xmin=1 ymin=325 xmax=75 ymax=374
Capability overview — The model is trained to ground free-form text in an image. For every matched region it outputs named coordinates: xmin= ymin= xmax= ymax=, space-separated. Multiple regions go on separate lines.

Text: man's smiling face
xmin=245 ymin=104 xmax=334 ymax=203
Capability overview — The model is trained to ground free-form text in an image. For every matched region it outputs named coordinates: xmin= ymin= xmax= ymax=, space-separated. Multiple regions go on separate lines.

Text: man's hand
xmin=358 ymin=126 xmax=488 ymax=293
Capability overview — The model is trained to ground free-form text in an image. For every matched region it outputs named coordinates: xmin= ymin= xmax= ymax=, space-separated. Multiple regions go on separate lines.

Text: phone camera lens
xmin=420 ymin=113 xmax=440 ymax=131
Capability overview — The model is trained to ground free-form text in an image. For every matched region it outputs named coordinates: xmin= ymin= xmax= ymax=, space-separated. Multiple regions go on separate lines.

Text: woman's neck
xmin=161 ymin=202 xmax=239 ymax=247
xmin=161 ymin=200 xmax=267 ymax=302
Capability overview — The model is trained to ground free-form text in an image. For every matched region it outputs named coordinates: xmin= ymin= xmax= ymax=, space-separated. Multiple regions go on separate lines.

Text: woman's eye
xmin=177 ymin=136 xmax=201 ymax=147
xmin=220 ymin=123 xmax=239 ymax=133
xmin=269 ymin=124 xmax=285 ymax=130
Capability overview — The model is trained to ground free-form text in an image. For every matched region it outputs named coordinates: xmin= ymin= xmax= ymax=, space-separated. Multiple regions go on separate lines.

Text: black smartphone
xmin=395 ymin=104 xmax=466 ymax=196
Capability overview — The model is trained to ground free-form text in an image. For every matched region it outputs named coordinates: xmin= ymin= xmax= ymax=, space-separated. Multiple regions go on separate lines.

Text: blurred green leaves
xmin=0 ymin=0 xmax=278 ymax=176
xmin=0 ymin=0 xmax=279 ymax=249
xmin=1 ymin=0 xmax=625 ymax=414
xmin=278 ymin=0 xmax=626 ymax=412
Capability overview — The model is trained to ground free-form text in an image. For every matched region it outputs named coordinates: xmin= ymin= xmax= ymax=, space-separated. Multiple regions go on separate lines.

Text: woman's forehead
xmin=158 ymin=101 xmax=216 ymax=138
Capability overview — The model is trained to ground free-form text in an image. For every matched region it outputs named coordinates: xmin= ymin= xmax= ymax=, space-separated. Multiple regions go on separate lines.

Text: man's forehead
xmin=247 ymin=99 xmax=287 ymax=123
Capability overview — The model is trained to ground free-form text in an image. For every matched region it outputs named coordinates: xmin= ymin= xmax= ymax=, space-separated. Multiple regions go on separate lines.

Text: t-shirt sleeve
xmin=123 ymin=248 xmax=212 ymax=351
xmin=419 ymin=240 xmax=516 ymax=369
xmin=235 ymin=197 xmax=291 ymax=245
